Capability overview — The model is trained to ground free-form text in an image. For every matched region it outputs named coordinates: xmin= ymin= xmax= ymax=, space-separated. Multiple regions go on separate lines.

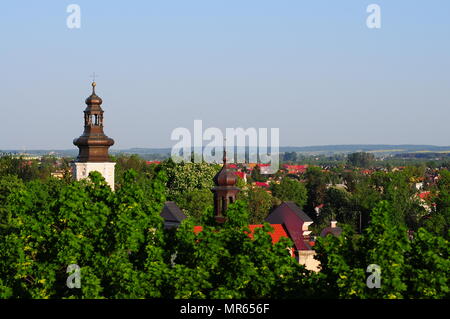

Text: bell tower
xmin=211 ymin=146 xmax=240 ymax=223
xmin=72 ymin=82 xmax=116 ymax=190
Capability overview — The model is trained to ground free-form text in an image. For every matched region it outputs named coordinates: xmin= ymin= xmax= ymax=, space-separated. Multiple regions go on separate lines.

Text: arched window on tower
xmin=222 ymin=197 xmax=227 ymax=214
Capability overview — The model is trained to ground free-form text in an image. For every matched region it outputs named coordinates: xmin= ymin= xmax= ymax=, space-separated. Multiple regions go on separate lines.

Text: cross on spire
xmin=89 ymin=73 xmax=99 ymax=94
xmin=90 ymin=72 xmax=99 ymax=83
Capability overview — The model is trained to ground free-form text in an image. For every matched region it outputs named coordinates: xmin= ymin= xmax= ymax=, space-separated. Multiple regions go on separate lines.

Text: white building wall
xmin=71 ymin=162 xmax=116 ymax=190
xmin=298 ymin=250 xmax=320 ymax=272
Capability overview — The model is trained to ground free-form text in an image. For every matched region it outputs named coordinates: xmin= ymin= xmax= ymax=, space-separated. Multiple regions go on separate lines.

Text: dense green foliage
xmin=0 ymin=155 xmax=449 ymax=299
xmin=237 ymin=186 xmax=278 ymax=224
xmin=314 ymin=201 xmax=449 ymax=299
xmin=271 ymin=177 xmax=307 ymax=209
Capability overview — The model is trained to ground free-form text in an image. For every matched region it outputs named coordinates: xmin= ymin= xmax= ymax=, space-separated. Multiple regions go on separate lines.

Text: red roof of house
xmin=193 ymin=225 xmax=203 ymax=234
xmin=282 ymin=164 xmax=308 ymax=173
xmin=282 ymin=164 xmax=308 ymax=169
xmin=255 ymin=182 xmax=269 ymax=188
xmin=419 ymin=191 xmax=431 ymax=200
xmin=246 ymin=224 xmax=288 ymax=244
xmin=246 ymin=163 xmax=270 ymax=169
xmin=146 ymin=161 xmax=161 ymax=165
xmin=234 ymin=171 xmax=245 ymax=179
xmin=193 ymin=224 xmax=288 ymax=244
xmin=228 ymin=164 xmax=238 ymax=169
xmin=265 ymin=202 xmax=313 ymax=251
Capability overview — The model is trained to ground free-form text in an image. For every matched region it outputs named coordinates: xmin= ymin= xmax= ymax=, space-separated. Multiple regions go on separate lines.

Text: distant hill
xmin=2 ymin=145 xmax=450 ymax=158
xmin=279 ymin=145 xmax=450 ymax=156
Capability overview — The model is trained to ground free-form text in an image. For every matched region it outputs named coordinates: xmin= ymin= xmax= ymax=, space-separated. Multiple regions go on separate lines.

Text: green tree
xmin=165 ymin=201 xmax=313 ymax=298
xmin=314 ymin=187 xmax=357 ymax=233
xmin=282 ymin=152 xmax=297 ymax=163
xmin=314 ymin=201 xmax=411 ymax=298
xmin=164 ymin=162 xmax=219 ymax=200
xmin=347 ymin=152 xmax=375 ymax=168
xmin=304 ymin=166 xmax=327 ymax=214
xmin=423 ymin=169 xmax=450 ymax=238
xmin=176 ymin=188 xmax=213 ymax=222
xmin=238 ymin=186 xmax=276 ymax=224
xmin=405 ymin=228 xmax=449 ymax=298
xmin=250 ymin=165 xmax=267 ymax=183
xmin=271 ymin=177 xmax=307 ymax=209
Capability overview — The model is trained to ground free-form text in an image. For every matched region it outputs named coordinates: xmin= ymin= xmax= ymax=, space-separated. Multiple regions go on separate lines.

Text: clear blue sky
xmin=1 ymin=0 xmax=449 ymax=149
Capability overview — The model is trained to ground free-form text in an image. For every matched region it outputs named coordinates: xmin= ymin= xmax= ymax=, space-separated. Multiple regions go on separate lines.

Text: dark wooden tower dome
xmin=73 ymin=82 xmax=114 ymax=162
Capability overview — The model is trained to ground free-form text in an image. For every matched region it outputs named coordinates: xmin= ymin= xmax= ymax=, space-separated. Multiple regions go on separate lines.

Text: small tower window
xmin=222 ymin=197 xmax=227 ymax=214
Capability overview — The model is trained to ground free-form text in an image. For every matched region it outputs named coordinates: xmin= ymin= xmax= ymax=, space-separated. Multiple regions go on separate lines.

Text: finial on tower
xmin=90 ymin=72 xmax=99 ymax=94
xmin=223 ymin=137 xmax=227 ymax=165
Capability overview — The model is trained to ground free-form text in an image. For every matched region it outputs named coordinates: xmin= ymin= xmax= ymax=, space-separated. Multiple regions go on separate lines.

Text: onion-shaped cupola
xmin=211 ymin=146 xmax=240 ymax=223
xmin=73 ymin=82 xmax=114 ymax=162
xmin=213 ymin=150 xmax=237 ymax=187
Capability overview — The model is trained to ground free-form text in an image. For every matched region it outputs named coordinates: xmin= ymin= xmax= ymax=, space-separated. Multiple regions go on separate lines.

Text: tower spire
xmin=89 ymin=72 xmax=98 ymax=94
xmin=223 ymin=137 xmax=227 ymax=165
xmin=212 ymin=137 xmax=240 ymax=224
xmin=72 ymin=80 xmax=116 ymax=190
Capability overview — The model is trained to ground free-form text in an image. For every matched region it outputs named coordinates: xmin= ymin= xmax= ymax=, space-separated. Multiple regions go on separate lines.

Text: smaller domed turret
xmin=211 ymin=144 xmax=240 ymax=223
xmin=213 ymin=150 xmax=237 ymax=187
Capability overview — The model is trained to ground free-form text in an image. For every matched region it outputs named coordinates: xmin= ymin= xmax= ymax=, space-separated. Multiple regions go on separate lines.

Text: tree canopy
xmin=0 ymin=156 xmax=448 ymax=299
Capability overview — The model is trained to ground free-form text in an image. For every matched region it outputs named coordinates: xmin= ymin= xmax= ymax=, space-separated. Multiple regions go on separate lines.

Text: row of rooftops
xmin=160 ymin=200 xmax=342 ymax=254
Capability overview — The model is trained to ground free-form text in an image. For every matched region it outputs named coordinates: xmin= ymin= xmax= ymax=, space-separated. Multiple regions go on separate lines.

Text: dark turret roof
xmin=213 ymin=146 xmax=237 ymax=187
xmin=160 ymin=201 xmax=187 ymax=223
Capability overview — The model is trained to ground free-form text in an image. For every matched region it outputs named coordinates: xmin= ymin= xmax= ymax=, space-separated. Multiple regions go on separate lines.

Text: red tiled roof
xmin=246 ymin=224 xmax=288 ymax=244
xmin=246 ymin=163 xmax=270 ymax=168
xmin=282 ymin=164 xmax=308 ymax=169
xmin=282 ymin=164 xmax=308 ymax=173
xmin=419 ymin=191 xmax=431 ymax=200
xmin=193 ymin=225 xmax=203 ymax=234
xmin=193 ymin=224 xmax=289 ymax=245
xmin=146 ymin=161 xmax=161 ymax=165
xmin=228 ymin=164 xmax=238 ymax=169
xmin=266 ymin=202 xmax=313 ymax=251
xmin=234 ymin=172 xmax=245 ymax=179
xmin=255 ymin=182 xmax=269 ymax=188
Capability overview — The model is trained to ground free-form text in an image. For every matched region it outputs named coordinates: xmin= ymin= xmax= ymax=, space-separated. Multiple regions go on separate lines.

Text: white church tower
xmin=72 ymin=81 xmax=116 ymax=190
